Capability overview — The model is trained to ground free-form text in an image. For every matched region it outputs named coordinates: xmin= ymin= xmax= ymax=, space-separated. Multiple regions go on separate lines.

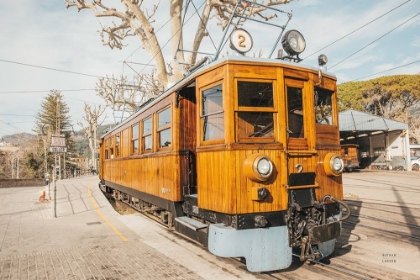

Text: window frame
xmin=235 ymin=79 xmax=277 ymax=143
xmin=131 ymin=123 xmax=139 ymax=154
xmin=285 ymin=79 xmax=306 ymax=139
xmin=115 ymin=132 xmax=121 ymax=158
xmin=142 ymin=116 xmax=153 ymax=153
xmin=109 ymin=136 xmax=114 ymax=159
xmin=200 ymin=82 xmax=225 ymax=144
xmin=157 ymin=106 xmax=172 ymax=150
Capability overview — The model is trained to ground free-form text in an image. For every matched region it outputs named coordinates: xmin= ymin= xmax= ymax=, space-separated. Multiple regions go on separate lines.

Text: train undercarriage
xmin=99 ymin=179 xmax=350 ymax=272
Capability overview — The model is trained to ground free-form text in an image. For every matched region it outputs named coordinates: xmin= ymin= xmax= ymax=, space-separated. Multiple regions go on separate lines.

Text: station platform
xmin=0 ymin=176 xmax=256 ymax=279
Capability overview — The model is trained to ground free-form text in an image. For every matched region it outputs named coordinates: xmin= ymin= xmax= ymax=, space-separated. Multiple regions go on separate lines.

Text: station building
xmin=338 ymin=110 xmax=410 ymax=171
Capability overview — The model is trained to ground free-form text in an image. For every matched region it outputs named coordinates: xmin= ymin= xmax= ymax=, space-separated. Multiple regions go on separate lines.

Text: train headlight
xmin=324 ymin=153 xmax=344 ymax=176
xmin=243 ymin=153 xmax=274 ymax=182
xmin=282 ymin=30 xmax=306 ymax=56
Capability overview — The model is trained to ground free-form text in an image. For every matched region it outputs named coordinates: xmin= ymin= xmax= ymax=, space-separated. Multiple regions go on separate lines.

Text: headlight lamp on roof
xmin=318 ymin=54 xmax=328 ymax=66
xmin=281 ymin=30 xmax=306 ymax=56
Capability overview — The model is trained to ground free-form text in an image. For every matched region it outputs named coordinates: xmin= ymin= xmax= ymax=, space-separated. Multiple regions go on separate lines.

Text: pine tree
xmin=35 ymin=90 xmax=72 ymax=134
xmin=33 ymin=90 xmax=74 ymax=177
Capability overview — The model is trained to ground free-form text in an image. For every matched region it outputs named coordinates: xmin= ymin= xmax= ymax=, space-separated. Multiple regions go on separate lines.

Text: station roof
xmin=339 ymin=110 xmax=408 ymax=139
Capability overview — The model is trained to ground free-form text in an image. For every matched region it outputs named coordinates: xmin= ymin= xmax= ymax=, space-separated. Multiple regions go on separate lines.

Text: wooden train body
xmin=99 ymin=56 xmax=349 ymax=272
xmin=341 ymin=144 xmax=360 ymax=171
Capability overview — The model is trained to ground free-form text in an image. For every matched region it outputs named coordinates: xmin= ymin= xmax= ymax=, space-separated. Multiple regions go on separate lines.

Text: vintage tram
xmin=98 ymin=4 xmax=349 ymax=272
xmin=341 ymin=144 xmax=360 ymax=172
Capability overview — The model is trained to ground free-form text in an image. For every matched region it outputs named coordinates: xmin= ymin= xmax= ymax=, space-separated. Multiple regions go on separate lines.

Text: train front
xmin=196 ymin=30 xmax=350 ymax=272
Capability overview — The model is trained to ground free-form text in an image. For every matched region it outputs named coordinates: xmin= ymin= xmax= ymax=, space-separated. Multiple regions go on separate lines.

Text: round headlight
xmin=257 ymin=158 xmax=273 ymax=177
xmin=243 ymin=154 xmax=274 ymax=182
xmin=282 ymin=30 xmax=306 ymax=56
xmin=332 ymin=157 xmax=343 ymax=171
xmin=323 ymin=153 xmax=344 ymax=176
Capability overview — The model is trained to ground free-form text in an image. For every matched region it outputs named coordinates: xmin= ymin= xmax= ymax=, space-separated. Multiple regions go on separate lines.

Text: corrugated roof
xmin=339 ymin=110 xmax=408 ymax=132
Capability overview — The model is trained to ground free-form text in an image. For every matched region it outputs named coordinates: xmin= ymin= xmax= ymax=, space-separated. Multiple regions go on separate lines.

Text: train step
xmin=175 ymin=216 xmax=208 ymax=231
xmin=174 ymin=216 xmax=208 ymax=246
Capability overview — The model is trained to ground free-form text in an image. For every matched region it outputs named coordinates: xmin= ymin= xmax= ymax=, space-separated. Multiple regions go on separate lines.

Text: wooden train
xmin=341 ymin=144 xmax=360 ymax=172
xmin=98 ymin=6 xmax=350 ymax=272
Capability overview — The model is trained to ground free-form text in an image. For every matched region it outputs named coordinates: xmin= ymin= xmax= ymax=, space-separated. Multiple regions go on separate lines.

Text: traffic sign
xmin=49 ymin=147 xmax=67 ymax=153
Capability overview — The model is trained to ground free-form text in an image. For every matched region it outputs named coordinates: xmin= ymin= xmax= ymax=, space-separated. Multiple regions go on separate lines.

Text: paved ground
xmin=1 ymin=171 xmax=419 ymax=279
xmin=0 ymin=176 xmax=256 ymax=280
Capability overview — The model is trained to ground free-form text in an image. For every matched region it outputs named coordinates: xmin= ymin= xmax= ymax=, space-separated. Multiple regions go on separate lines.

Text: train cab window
xmin=236 ymin=81 xmax=275 ymax=141
xmin=287 ymin=86 xmax=304 ymax=138
xmin=158 ymin=107 xmax=171 ymax=148
xmin=202 ymin=84 xmax=224 ymax=141
xmin=132 ymin=124 xmax=139 ymax=153
xmin=115 ymin=133 xmax=120 ymax=157
xmin=143 ymin=117 xmax=152 ymax=151
xmin=315 ymin=87 xmax=333 ymax=125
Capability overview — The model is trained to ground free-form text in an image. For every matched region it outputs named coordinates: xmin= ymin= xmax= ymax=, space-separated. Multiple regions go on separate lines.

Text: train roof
xmin=101 ymin=55 xmax=337 ymax=138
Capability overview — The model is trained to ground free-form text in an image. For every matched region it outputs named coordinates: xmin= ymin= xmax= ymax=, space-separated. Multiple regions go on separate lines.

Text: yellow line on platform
xmin=87 ymin=181 xmax=128 ymax=242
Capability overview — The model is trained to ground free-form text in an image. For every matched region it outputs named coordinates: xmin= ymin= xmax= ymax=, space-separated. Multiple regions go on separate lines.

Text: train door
xmin=178 ymin=84 xmax=198 ymax=195
xmin=284 ymin=78 xmax=317 ymax=206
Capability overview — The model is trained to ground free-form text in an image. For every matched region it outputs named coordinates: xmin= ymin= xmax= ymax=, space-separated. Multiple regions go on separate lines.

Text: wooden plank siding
xmin=101 ymin=92 xmax=183 ymax=202
xmin=98 ymin=57 xmax=343 ymax=216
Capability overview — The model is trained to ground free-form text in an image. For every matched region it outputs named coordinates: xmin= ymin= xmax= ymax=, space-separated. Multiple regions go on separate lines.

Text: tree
xmin=65 ymin=0 xmax=294 ymax=109
xmin=35 ymin=90 xmax=73 ymax=135
xmin=337 ymin=75 xmax=420 ymax=120
xmin=34 ymin=90 xmax=74 ymax=176
xmin=78 ymin=103 xmax=106 ymax=171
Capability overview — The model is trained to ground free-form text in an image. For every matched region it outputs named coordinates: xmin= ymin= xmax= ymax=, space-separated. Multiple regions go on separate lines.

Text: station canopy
xmin=338 ymin=110 xmax=408 ymax=140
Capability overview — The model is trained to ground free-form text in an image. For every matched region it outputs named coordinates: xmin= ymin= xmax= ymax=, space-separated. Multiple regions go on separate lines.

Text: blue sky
xmin=0 ymin=0 xmax=419 ymax=137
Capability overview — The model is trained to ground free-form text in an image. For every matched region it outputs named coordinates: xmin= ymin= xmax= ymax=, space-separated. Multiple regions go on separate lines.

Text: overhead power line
xmin=302 ymin=0 xmax=411 ymax=60
xmin=329 ymin=11 xmax=420 ymax=70
xmin=0 ymin=89 xmax=96 ymax=94
xmin=0 ymin=59 xmax=104 ymax=78
xmin=349 ymin=59 xmax=420 ymax=82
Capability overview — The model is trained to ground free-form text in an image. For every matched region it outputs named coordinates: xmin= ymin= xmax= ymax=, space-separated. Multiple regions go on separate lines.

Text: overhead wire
xmin=302 ymin=0 xmax=411 ymax=60
xmin=329 ymin=11 xmax=420 ymax=70
xmin=348 ymin=59 xmax=420 ymax=82
xmin=136 ymin=1 xmax=207 ymax=77
xmin=0 ymin=59 xmax=104 ymax=79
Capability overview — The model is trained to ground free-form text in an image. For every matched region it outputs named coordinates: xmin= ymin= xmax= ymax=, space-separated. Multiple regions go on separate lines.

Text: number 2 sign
xmin=229 ymin=28 xmax=253 ymax=54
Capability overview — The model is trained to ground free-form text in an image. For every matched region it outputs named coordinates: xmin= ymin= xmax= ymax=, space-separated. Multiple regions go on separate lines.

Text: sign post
xmin=50 ymin=134 xmax=66 ymax=218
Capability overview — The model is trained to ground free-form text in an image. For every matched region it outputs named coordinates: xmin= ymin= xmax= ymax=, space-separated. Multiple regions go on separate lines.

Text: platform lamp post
xmin=49 ymin=92 xmax=68 ymax=218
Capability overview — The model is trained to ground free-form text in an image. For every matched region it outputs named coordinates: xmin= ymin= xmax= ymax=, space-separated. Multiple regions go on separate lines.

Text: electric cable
xmin=0 ymin=59 xmax=103 ymax=78
xmin=329 ymin=11 xmax=420 ymax=70
xmin=349 ymin=59 xmax=420 ymax=82
xmin=302 ymin=0 xmax=411 ymax=60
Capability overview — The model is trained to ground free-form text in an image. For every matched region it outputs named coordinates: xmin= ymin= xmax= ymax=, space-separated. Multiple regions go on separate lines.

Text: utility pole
xmin=93 ymin=121 xmax=97 ymax=171
xmin=54 ymin=91 xmax=60 ymax=218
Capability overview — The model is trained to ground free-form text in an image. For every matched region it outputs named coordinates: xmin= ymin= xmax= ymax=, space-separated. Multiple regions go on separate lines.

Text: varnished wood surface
xmin=98 ymin=58 xmax=343 ymax=215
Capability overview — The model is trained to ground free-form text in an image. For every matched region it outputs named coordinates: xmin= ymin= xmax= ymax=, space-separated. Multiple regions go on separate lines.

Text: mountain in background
xmin=0 ymin=124 xmax=115 ymax=157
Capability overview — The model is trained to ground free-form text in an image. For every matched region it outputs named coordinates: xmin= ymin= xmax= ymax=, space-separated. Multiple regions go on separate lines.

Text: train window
xmin=115 ymin=133 xmax=120 ymax=157
xmin=315 ymin=87 xmax=333 ymax=125
xmin=287 ymin=86 xmax=304 ymax=138
xmin=105 ymin=149 xmax=109 ymax=159
xmin=238 ymin=82 xmax=273 ymax=107
xmin=237 ymin=112 xmax=274 ymax=139
xmin=143 ymin=117 xmax=152 ymax=151
xmin=236 ymin=81 xmax=275 ymax=141
xmin=132 ymin=124 xmax=139 ymax=154
xmin=202 ymin=84 xmax=224 ymax=141
xmin=158 ymin=107 xmax=172 ymax=148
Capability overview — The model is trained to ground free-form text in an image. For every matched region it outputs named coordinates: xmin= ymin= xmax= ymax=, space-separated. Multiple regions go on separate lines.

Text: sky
xmin=0 ymin=0 xmax=419 ymax=137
